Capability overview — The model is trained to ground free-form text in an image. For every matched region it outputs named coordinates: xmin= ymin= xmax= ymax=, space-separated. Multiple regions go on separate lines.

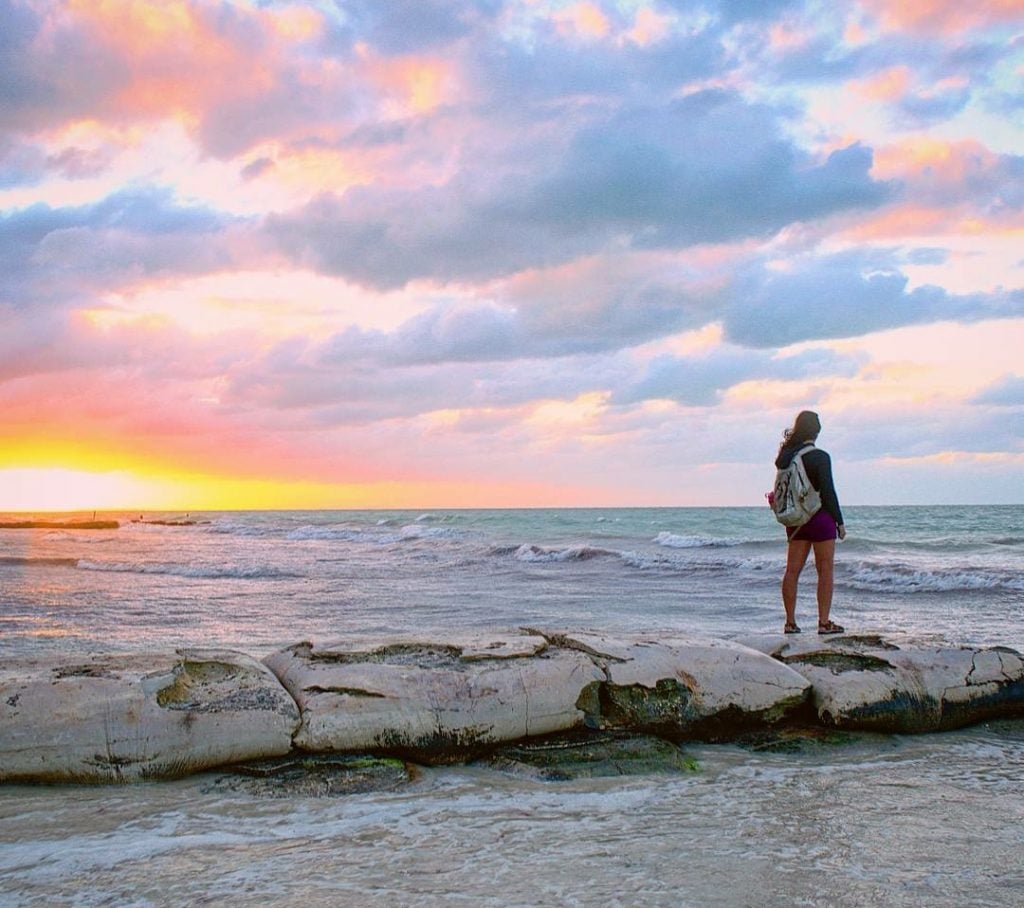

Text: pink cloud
xmin=874 ymin=140 xmax=1023 ymax=213
xmin=853 ymin=66 xmax=911 ymax=102
xmin=858 ymin=0 xmax=1024 ymax=34
xmin=357 ymin=45 xmax=463 ymax=116
xmin=44 ymin=1 xmax=276 ymax=120
xmin=553 ymin=3 xmax=613 ymax=41
xmin=13 ymin=1 xmax=374 ymax=160
xmin=832 ymin=138 xmax=1024 ymax=241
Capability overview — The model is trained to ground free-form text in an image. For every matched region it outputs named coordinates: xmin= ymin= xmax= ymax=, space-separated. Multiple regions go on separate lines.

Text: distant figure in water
xmin=775 ymin=410 xmax=846 ymax=635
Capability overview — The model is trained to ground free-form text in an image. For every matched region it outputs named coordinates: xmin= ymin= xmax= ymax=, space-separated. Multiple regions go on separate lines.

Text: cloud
xmin=0 ymin=187 xmax=239 ymax=305
xmin=662 ymin=0 xmax=799 ymax=25
xmin=613 ymin=345 xmax=863 ymax=406
xmin=897 ymin=83 xmax=972 ymax=125
xmin=268 ymin=90 xmax=890 ymax=288
xmin=722 ymin=250 xmax=1024 ymax=348
xmin=0 ymin=1 xmax=362 ymax=159
xmin=973 ymin=374 xmax=1024 ymax=406
xmin=0 ymin=137 xmax=46 ymax=188
xmin=329 ymin=0 xmax=501 ymax=53
xmin=0 ymin=1 xmax=45 ymax=119
xmin=904 ymin=247 xmax=950 ymax=265
xmin=223 ymin=333 xmax=623 ymax=426
xmin=857 ymin=0 xmax=1024 ymax=35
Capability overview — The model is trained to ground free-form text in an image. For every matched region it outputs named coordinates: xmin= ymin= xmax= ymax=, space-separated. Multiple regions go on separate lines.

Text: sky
xmin=1 ymin=0 xmax=1023 ymax=510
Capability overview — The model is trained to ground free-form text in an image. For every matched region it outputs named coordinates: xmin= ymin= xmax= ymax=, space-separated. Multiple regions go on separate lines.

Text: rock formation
xmin=0 ymin=649 xmax=299 ymax=783
xmin=2 ymin=630 xmax=1023 ymax=785
xmin=739 ymin=633 xmax=1024 ymax=733
xmin=263 ymin=631 xmax=604 ymax=762
xmin=529 ymin=629 xmax=811 ymax=739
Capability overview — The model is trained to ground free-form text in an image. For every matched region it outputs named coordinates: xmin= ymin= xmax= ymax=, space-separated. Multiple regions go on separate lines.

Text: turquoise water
xmin=2 ymin=507 xmax=1023 ymax=906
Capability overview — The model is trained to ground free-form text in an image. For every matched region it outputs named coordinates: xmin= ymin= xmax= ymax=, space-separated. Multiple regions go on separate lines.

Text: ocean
xmin=2 ymin=506 xmax=1023 ymax=906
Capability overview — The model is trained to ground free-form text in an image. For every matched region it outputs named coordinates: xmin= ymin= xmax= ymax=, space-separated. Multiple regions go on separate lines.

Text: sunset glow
xmin=2 ymin=0 xmax=1023 ymax=510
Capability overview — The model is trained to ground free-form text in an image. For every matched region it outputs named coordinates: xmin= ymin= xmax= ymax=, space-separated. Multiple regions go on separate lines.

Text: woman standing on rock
xmin=775 ymin=410 xmax=846 ymax=635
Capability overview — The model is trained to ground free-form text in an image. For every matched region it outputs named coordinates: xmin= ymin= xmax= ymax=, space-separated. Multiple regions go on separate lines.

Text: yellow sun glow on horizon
xmin=0 ymin=466 xmax=593 ymax=512
xmin=0 ymin=466 xmax=392 ymax=512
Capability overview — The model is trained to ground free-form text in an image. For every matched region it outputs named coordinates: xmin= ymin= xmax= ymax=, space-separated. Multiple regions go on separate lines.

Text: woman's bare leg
xmin=782 ymin=540 xmax=812 ymax=626
xmin=812 ymin=539 xmax=836 ymax=625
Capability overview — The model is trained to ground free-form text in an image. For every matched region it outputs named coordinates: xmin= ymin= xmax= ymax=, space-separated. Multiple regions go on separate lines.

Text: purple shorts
xmin=787 ymin=510 xmax=837 ymax=543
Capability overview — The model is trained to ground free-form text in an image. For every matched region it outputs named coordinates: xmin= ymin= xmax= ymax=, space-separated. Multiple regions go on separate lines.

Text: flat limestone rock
xmin=0 ymin=649 xmax=300 ymax=783
xmin=531 ymin=629 xmax=812 ymax=739
xmin=263 ymin=631 xmax=604 ymax=763
xmin=738 ymin=634 xmax=1024 ymax=733
xmin=487 ymin=730 xmax=700 ymax=780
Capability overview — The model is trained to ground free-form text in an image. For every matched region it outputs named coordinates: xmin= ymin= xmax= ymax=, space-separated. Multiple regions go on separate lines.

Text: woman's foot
xmin=784 ymin=622 xmax=801 ymax=634
xmin=818 ymin=620 xmax=845 ymax=635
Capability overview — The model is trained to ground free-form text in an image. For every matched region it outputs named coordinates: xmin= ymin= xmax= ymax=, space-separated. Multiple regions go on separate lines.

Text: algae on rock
xmin=488 ymin=731 xmax=701 ymax=781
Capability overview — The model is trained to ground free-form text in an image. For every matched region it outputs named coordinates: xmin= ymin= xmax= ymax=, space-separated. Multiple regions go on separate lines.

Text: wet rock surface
xmin=206 ymin=753 xmax=414 ymax=797
xmin=533 ymin=629 xmax=813 ymax=739
xmin=486 ymin=731 xmax=700 ymax=780
xmin=739 ymin=633 xmax=1024 ymax=733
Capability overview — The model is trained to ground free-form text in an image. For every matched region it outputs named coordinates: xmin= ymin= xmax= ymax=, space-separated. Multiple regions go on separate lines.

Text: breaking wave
xmin=76 ymin=560 xmax=300 ymax=580
xmin=0 ymin=556 xmax=80 ymax=568
xmin=284 ymin=526 xmax=402 ymax=543
xmin=398 ymin=524 xmax=464 ymax=541
xmin=843 ymin=563 xmax=1024 ymax=593
xmin=512 ymin=544 xmax=619 ymax=563
xmin=653 ymin=532 xmax=755 ymax=549
xmin=621 ymin=551 xmax=768 ymax=574
xmin=207 ymin=520 xmax=276 ymax=538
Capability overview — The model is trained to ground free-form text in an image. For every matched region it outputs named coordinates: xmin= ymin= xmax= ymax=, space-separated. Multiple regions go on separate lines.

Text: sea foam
xmin=76 ymin=560 xmax=300 ymax=581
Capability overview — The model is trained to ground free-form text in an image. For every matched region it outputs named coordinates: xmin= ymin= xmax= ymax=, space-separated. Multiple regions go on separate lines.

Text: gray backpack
xmin=770 ymin=443 xmax=821 ymax=527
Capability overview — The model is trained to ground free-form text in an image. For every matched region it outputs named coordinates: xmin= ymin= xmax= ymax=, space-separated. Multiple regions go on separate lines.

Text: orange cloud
xmin=871 ymin=138 xmax=1000 ymax=183
xmin=842 ymin=205 xmax=953 ymax=240
xmin=57 ymin=0 xmax=272 ymax=119
xmin=267 ymin=5 xmax=324 ymax=41
xmin=858 ymin=0 xmax=1024 ymax=34
xmin=358 ymin=46 xmax=460 ymax=116
xmin=554 ymin=2 xmax=612 ymax=40
xmin=25 ymin=0 xmax=345 ymax=160
xmin=854 ymin=66 xmax=910 ymax=102
xmin=624 ymin=7 xmax=672 ymax=46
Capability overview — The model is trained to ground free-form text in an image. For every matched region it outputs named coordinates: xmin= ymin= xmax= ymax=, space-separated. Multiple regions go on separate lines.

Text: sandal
xmin=784 ymin=622 xmax=801 ymax=634
xmin=818 ymin=620 xmax=845 ymax=635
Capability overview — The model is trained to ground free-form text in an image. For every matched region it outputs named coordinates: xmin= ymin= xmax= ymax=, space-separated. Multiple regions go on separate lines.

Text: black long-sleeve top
xmin=775 ymin=443 xmax=844 ymax=527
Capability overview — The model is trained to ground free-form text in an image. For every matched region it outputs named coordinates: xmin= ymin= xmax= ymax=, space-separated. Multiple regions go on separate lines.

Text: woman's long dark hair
xmin=778 ymin=410 xmax=821 ymax=455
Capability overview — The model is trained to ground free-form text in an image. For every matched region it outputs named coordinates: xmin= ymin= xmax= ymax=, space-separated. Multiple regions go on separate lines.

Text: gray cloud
xmin=973 ymin=375 xmax=1024 ymax=407
xmin=722 ymin=250 xmax=1024 ymax=348
xmin=328 ymin=0 xmax=502 ymax=54
xmin=224 ymin=334 xmax=624 ymax=426
xmin=613 ymin=346 xmax=863 ymax=406
xmin=0 ymin=187 xmax=237 ymax=306
xmin=662 ymin=0 xmax=799 ymax=25
xmin=268 ymin=91 xmax=890 ymax=288
xmin=0 ymin=136 xmax=119 ymax=188
xmin=0 ymin=136 xmax=45 ymax=187
xmin=898 ymin=86 xmax=973 ymax=126
xmin=904 ymin=247 xmax=950 ymax=266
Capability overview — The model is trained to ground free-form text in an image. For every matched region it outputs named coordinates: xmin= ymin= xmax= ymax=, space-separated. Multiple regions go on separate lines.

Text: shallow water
xmin=3 ymin=723 xmax=1023 ymax=907
xmin=2 ymin=507 xmax=1023 ymax=905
